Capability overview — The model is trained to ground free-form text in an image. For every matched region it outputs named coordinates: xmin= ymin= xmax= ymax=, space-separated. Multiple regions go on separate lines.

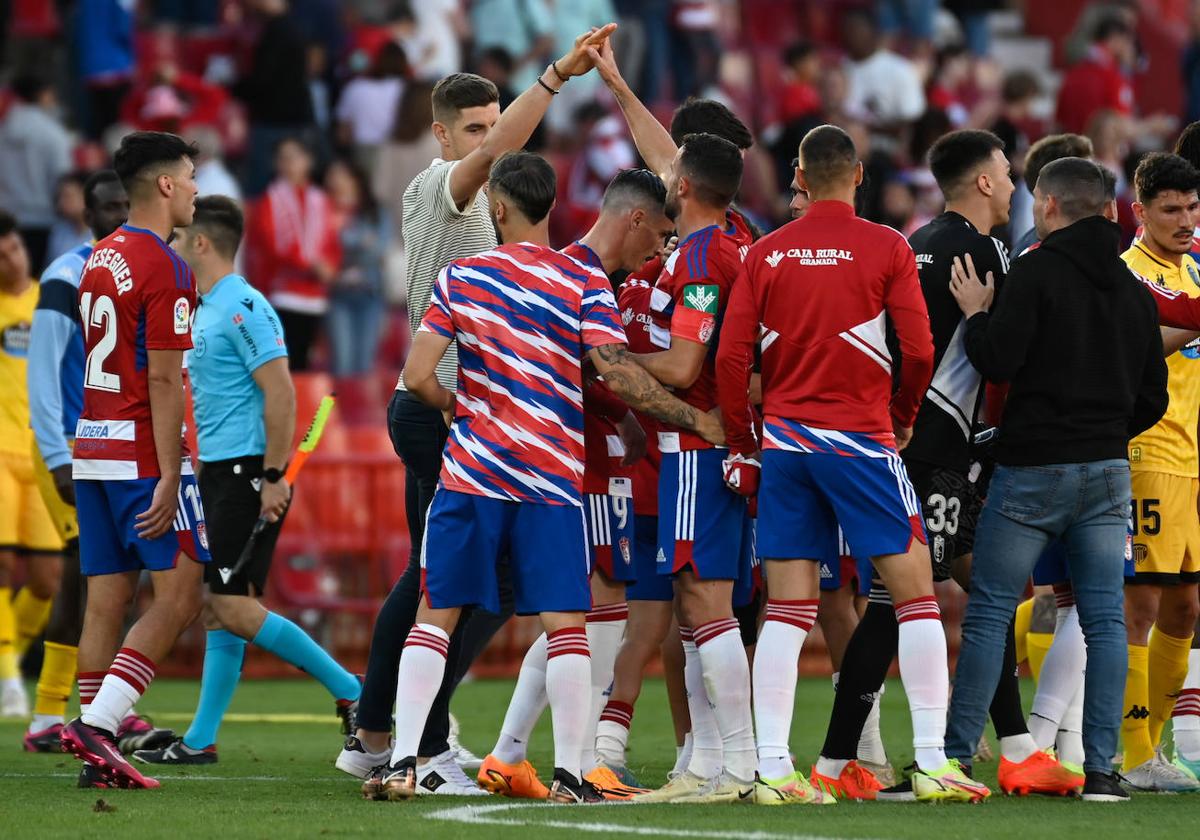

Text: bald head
xmin=798 ymin=125 xmax=859 ymax=196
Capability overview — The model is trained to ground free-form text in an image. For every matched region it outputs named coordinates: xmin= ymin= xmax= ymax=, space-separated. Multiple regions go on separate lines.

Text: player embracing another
xmin=717 ymin=125 xmax=991 ymax=804
xmin=372 ymin=151 xmax=722 ymax=804
xmin=59 ymin=131 xmax=210 ymax=790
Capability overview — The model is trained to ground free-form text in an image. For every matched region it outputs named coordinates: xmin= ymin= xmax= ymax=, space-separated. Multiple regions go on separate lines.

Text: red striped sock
xmin=1174 ymin=688 xmax=1200 ymax=719
xmin=82 ymin=649 xmax=156 ymax=733
xmin=108 ymin=648 xmax=155 ymax=694
xmin=547 ymin=627 xmax=590 ymax=659
xmin=599 ymin=699 xmax=634 ymax=729
xmin=693 ymin=617 xmax=739 ymax=647
xmin=586 ymin=602 xmax=629 ymax=623
xmin=1053 ymin=585 xmax=1075 ymax=610
xmin=390 ymin=623 xmax=451 ymax=762
xmin=404 ymin=624 xmax=451 ymax=657
xmin=679 ymin=625 xmax=695 ymax=644
xmin=765 ymin=599 xmax=818 ymax=631
xmin=895 ymin=595 xmax=941 ymax=624
xmin=77 ymin=671 xmax=105 ymax=708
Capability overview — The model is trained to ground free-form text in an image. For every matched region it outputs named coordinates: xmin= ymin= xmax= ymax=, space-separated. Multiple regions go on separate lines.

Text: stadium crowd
xmin=6 ymin=0 xmax=1200 ymax=812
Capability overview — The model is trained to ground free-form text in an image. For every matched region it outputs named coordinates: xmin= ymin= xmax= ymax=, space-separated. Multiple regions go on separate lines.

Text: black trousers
xmin=355 ymin=390 xmax=514 ymax=754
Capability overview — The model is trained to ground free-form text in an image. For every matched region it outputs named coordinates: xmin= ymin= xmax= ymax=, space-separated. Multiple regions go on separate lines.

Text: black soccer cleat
xmin=133 ymin=738 xmax=218 ymax=765
xmin=116 ymin=713 xmax=176 ymax=755
xmin=547 ymin=768 xmax=604 ymax=803
xmin=61 ymin=718 xmax=160 ymax=789
xmin=1082 ymin=771 xmax=1130 ymax=803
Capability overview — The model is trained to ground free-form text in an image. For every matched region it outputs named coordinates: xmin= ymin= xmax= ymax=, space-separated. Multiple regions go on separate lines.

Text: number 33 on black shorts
xmin=903 ymin=460 xmax=983 ymax=582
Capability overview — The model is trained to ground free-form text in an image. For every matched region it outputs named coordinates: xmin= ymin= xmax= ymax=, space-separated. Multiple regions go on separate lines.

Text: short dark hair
xmin=113 ymin=131 xmax=199 ymax=195
xmin=798 ymin=124 xmax=857 ymax=192
xmin=190 ymin=195 xmax=244 ymax=259
xmin=432 ymin=72 xmax=499 ymax=125
xmin=11 ymin=72 xmax=50 ymax=103
xmin=678 ymin=133 xmax=744 ymax=208
xmin=83 ymin=170 xmax=124 ymax=209
xmin=478 ymin=46 xmax=515 ymax=76
xmin=1093 ymin=14 xmax=1132 ymax=43
xmin=1133 ymin=152 xmax=1200 ymax=204
xmin=1023 ymin=133 xmax=1093 ymax=193
xmin=489 ymin=151 xmax=556 ymax=224
xmin=671 ymin=99 xmax=752 ymax=150
xmin=601 ymin=169 xmax=667 ymax=213
xmin=1174 ymin=121 xmax=1200 ymax=170
xmin=1001 ymin=69 xmax=1041 ymax=104
xmin=783 ymin=41 xmax=816 ymax=67
xmin=1036 ymin=157 xmax=1108 ymax=223
xmin=928 ymin=130 xmax=1006 ymax=200
xmin=0 ymin=209 xmax=16 ymax=237
xmin=1098 ymin=164 xmax=1118 ymax=201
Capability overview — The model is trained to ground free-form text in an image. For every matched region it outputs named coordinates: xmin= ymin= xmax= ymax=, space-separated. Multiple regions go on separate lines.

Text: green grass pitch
xmin=2 ymin=676 xmax=1198 ymax=838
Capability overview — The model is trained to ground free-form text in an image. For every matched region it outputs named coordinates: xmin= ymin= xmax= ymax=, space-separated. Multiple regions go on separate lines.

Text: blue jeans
xmin=326 ymin=291 xmax=383 ymax=377
xmin=946 ymin=460 xmax=1131 ymax=773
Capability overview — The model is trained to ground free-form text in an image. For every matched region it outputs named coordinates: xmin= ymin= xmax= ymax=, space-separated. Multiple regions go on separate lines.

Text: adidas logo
xmin=819 ymin=564 xmax=832 ymax=579
xmin=765 ymin=250 xmax=785 ymax=268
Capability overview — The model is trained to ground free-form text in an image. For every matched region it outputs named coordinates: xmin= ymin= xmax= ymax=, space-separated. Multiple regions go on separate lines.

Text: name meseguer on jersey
xmin=85 ymin=248 xmax=134 ymax=295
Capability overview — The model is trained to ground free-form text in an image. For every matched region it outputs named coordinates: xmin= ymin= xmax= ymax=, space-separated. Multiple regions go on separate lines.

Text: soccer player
xmin=339 ymin=25 xmax=618 ymax=787
xmin=1117 ymin=152 xmax=1200 ymax=792
xmin=133 ymin=196 xmax=364 ymax=766
xmin=717 ymin=124 xmax=990 ymax=804
xmin=370 ymin=151 xmax=722 ymax=803
xmin=480 ymin=168 xmax=672 ymax=800
xmin=0 ymin=212 xmax=64 ymax=717
xmin=23 ymin=171 xmax=174 ymax=758
xmin=59 ymin=131 xmax=210 ymax=790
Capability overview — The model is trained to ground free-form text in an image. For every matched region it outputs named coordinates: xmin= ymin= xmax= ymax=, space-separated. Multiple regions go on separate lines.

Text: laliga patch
xmin=619 ymin=536 xmax=632 ymax=565
xmin=174 ymin=297 xmax=191 ymax=334
xmin=682 ymin=284 xmax=719 ymax=314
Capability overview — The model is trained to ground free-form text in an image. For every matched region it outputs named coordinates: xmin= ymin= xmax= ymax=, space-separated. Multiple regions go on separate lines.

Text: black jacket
xmin=963 ymin=216 xmax=1168 ymax=466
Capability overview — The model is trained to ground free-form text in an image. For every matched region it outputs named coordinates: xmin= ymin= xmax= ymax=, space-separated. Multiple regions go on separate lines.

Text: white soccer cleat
xmin=1 ymin=679 xmax=30 ymax=718
xmin=633 ymin=770 xmax=712 ymax=803
xmin=1123 ymin=750 xmax=1200 ymax=793
xmin=417 ymin=749 xmax=489 ymax=795
xmin=335 ymin=735 xmax=392 ymax=780
xmin=690 ymin=770 xmax=756 ymax=804
xmin=447 ymin=713 xmax=484 ymax=770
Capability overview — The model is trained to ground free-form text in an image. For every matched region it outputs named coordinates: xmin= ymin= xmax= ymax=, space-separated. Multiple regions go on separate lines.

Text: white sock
xmin=390 ymin=624 xmax=450 ymax=763
xmin=1172 ymin=649 xmax=1200 ymax=760
xmin=29 ymin=713 xmax=62 ymax=733
xmin=595 ymin=703 xmax=633 ymax=767
xmin=895 ymin=598 xmax=949 ymax=771
xmin=581 ymin=606 xmax=626 ymax=773
xmin=1028 ymin=604 xmax=1086 ymax=748
xmin=816 ymin=756 xmax=850 ymax=778
xmin=545 ymin=627 xmax=591 ymax=782
xmin=671 ymin=732 xmax=694 ymax=777
xmin=752 ymin=601 xmax=817 ymax=779
xmin=695 ymin=618 xmax=756 ymax=782
xmin=1056 ymin=679 xmax=1085 ymax=767
xmin=81 ymin=649 xmax=154 ymax=733
xmin=492 ymin=634 xmax=548 ymax=764
xmin=858 ymin=686 xmax=888 ymax=765
xmin=1000 ymin=733 xmax=1039 ymax=763
xmin=681 ymin=628 xmax=722 ymax=779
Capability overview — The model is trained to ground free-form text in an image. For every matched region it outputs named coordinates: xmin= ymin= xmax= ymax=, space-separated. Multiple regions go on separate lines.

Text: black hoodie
xmin=963 ymin=215 xmax=1168 ymax=466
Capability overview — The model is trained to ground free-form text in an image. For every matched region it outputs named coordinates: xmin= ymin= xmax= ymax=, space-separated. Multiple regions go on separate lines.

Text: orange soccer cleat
xmin=584 ymin=765 xmax=650 ymax=800
xmin=477 ymin=754 xmax=551 ymax=799
xmin=810 ymin=760 xmax=886 ymax=801
xmin=998 ymin=750 xmax=1085 ymax=797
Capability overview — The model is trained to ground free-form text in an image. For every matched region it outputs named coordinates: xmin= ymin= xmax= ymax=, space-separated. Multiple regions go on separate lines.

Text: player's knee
xmin=1157 ymin=592 xmax=1200 ymax=637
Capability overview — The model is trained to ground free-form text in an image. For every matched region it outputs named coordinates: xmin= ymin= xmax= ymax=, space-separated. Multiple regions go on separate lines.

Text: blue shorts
xmin=77 ymin=473 xmax=211 ymax=576
xmin=586 ymin=486 xmax=637 ymax=584
xmin=757 ymin=448 xmax=925 ymax=562
xmin=657 ymin=449 xmax=751 ymax=581
xmin=627 ymin=514 xmax=673 ymax=601
xmin=1033 ymin=537 xmax=1136 ymax=585
xmin=421 ymin=488 xmax=591 ymax=616
xmin=732 ymin=515 xmax=759 ymax=608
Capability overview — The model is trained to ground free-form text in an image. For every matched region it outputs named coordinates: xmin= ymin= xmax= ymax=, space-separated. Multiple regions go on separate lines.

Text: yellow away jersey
xmin=1125 ymin=243 xmax=1200 ymax=476
xmin=0 ymin=281 xmax=38 ymax=456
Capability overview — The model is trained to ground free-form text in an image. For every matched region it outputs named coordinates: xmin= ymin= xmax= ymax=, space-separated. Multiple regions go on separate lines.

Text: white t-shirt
xmin=336 ymin=77 xmax=405 ymax=145
xmin=843 ymin=50 xmax=925 ymax=125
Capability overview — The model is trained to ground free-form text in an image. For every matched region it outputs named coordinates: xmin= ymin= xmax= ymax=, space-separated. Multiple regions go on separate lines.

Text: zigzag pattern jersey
xmin=419 ymin=242 xmax=626 ymax=506
xmin=73 ymin=225 xmax=196 ymax=480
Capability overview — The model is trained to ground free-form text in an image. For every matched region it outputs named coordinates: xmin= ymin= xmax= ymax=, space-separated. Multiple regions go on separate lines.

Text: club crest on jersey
xmin=682 ymin=284 xmax=718 ymax=314
xmin=174 ymin=297 xmax=190 ymax=334
xmin=619 ymin=536 xmax=632 ymax=565
xmin=196 ymin=521 xmax=210 ymax=550
xmin=698 ymin=316 xmax=716 ymax=343
xmin=622 ymin=306 xmax=635 ymax=326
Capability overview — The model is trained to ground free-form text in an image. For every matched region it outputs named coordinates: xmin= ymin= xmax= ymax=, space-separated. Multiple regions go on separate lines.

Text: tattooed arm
xmin=589 ymin=343 xmax=724 ymax=445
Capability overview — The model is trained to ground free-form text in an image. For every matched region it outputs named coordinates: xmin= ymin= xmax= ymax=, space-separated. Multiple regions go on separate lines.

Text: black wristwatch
xmin=263 ymin=467 xmax=284 ymax=484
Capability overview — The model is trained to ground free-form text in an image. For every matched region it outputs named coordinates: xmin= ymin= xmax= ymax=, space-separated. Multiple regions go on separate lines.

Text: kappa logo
xmin=1124 ymin=705 xmax=1150 ymax=720
xmin=765 ymin=250 xmax=785 ymax=268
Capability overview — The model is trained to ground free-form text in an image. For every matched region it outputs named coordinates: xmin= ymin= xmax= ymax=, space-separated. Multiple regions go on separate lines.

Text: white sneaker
xmin=447 ymin=713 xmax=484 ymax=771
xmin=417 ymin=749 xmax=489 ymax=795
xmin=1 ymin=679 xmax=29 ymax=718
xmin=335 ymin=735 xmax=391 ymax=779
xmin=1123 ymin=750 xmax=1200 ymax=792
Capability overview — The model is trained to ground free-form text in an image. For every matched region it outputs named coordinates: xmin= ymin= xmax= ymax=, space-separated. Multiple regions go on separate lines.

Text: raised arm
xmin=586 ymin=38 xmax=678 ymax=177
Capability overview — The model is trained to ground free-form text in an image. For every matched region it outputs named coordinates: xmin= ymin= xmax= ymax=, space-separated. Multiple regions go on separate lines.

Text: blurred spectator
xmin=875 ymin=0 xmax=936 ymax=58
xmin=1063 ymin=1 xmax=1138 ymax=67
xmin=1086 ymin=108 xmax=1132 ymax=201
xmin=927 ymin=45 xmax=972 ymax=127
xmin=560 ymin=105 xmax=637 ymax=240
xmin=188 ymin=126 xmax=243 ymax=203
xmin=1055 ymin=13 xmax=1136 ymax=135
xmin=1184 ymin=0 xmax=1200 ymax=124
xmin=245 ymin=137 xmax=340 ymax=371
xmin=119 ymin=62 xmax=228 ymax=134
xmin=308 ymin=44 xmax=332 ymax=132
xmin=336 ymin=41 xmax=410 ymax=174
xmin=546 ymin=0 xmax=617 ymax=134
xmin=619 ymin=0 xmax=671 ymax=102
xmin=945 ymin=0 xmax=1005 ymax=58
xmin=236 ymin=0 xmax=317 ymax=196
xmin=71 ymin=0 xmax=135 ymax=139
xmin=45 ymin=172 xmax=90 ymax=263
xmin=777 ymin=41 xmax=823 ymax=126
xmin=409 ymin=0 xmax=468 ymax=81
xmin=990 ymin=69 xmax=1042 ymax=244
xmin=474 ymin=47 xmax=546 ymax=151
xmin=470 ymin=0 xmax=554 ymax=92
xmin=669 ymin=0 xmax=722 ymax=99
xmin=841 ymin=8 xmax=926 ymax=155
xmin=0 ymin=73 xmax=72 ymax=274
xmin=324 ymin=158 xmax=389 ymax=377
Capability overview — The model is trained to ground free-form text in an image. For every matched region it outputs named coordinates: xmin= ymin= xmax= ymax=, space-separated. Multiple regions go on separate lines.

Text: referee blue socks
xmin=253 ymin=612 xmax=361 ymax=701
xmin=184 ymin=629 xmax=246 ymax=749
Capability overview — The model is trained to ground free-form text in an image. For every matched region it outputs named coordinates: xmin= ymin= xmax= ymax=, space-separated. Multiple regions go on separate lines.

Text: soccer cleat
xmin=859 ymin=759 xmax=896 ymax=787
xmin=447 ymin=712 xmax=484 ymax=771
xmin=61 ymin=718 xmax=161 ymax=790
xmin=1173 ymin=753 xmax=1200 ymax=781
xmin=417 ymin=749 xmax=489 ymax=796
xmin=116 ymin=714 xmax=175 ymax=754
xmin=477 ymin=754 xmax=551 ymax=799
xmin=597 ymin=759 xmax=643 ymax=788
xmin=23 ymin=722 xmax=64 ymax=753
xmin=811 ymin=760 xmax=884 ymax=801
xmin=0 ymin=680 xmax=30 ymax=718
xmin=381 ymin=756 xmax=418 ymax=801
xmin=584 ymin=765 xmax=649 ymax=800
xmin=133 ymin=738 xmax=217 ymax=765
xmin=1082 ymin=770 xmax=1130 ymax=802
xmin=1123 ymin=750 xmax=1200 ymax=792
xmin=973 ymin=733 xmax=994 ymax=763
xmin=634 ymin=769 xmax=712 ymax=803
xmin=876 ymin=778 xmax=916 ymax=802
xmin=753 ymin=770 xmax=833 ymax=805
xmin=77 ymin=763 xmax=111 ymax=789
xmin=911 ymin=760 xmax=991 ymax=802
xmin=690 ymin=770 xmax=757 ymax=804
xmin=997 ymin=750 xmax=1084 ymax=796
xmin=548 ymin=767 xmax=604 ymax=803
xmin=361 ymin=763 xmax=390 ymax=801
xmin=336 ymin=735 xmax=392 ymax=780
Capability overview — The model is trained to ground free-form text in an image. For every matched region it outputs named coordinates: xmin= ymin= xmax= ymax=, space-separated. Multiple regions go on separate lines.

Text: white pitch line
xmin=0 ymin=772 xmax=343 ymax=783
xmin=425 ymin=801 xmax=868 ymax=840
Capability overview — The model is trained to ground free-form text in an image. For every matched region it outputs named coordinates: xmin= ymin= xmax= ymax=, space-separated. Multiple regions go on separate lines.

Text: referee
xmin=137 ymin=196 xmax=362 ymax=765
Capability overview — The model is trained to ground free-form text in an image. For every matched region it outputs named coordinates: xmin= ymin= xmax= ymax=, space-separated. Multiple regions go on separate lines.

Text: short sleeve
xmin=580 ymin=269 xmax=627 ymax=351
xmin=420 ymin=160 xmax=473 ymax=222
xmin=229 ymin=295 xmax=289 ymax=372
xmin=418 ymin=266 xmax=455 ymax=338
xmin=143 ymin=258 xmax=195 ymax=351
